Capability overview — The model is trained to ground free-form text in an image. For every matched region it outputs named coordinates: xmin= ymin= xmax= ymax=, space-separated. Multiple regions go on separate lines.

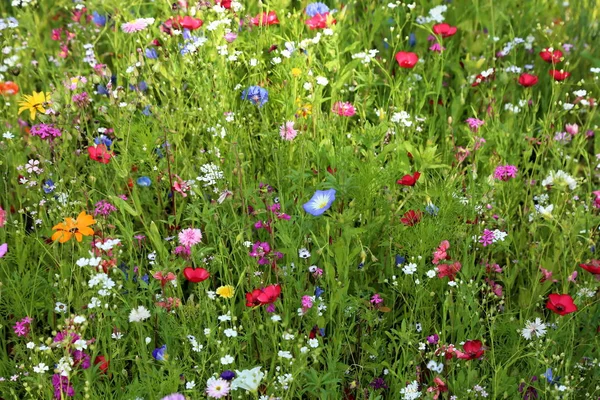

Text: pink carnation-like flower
xmin=279 ymin=121 xmax=298 ymax=141
xmin=121 ymin=18 xmax=155 ymax=33
xmin=332 ymin=101 xmax=356 ymax=117
xmin=178 ymin=228 xmax=202 ymax=247
xmin=493 ymin=165 xmax=518 ymax=181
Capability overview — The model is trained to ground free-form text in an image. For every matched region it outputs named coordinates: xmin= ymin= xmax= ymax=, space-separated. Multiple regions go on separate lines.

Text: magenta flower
xmin=178 ymin=228 xmax=202 ymax=247
xmin=479 ymin=229 xmax=495 ymax=247
xmin=429 ymin=43 xmax=445 ymax=52
xmin=332 ymin=101 xmax=356 ymax=117
xmin=94 ymin=200 xmax=117 ymax=216
xmin=465 ymin=118 xmax=484 ymax=133
xmin=370 ymin=293 xmax=384 ymax=304
xmin=493 ymin=165 xmax=518 ymax=181
xmin=30 ymin=123 xmax=62 ymax=140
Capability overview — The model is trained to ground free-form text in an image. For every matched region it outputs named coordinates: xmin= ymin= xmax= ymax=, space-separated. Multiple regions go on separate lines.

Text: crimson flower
xmin=216 ymin=0 xmax=231 ymax=9
xmin=182 ymin=267 xmax=210 ymax=283
xmin=397 ymin=171 xmax=421 ymax=186
xmin=539 ymin=48 xmax=563 ymax=63
xmin=433 ymin=23 xmax=457 ymax=37
xmin=88 ymin=144 xmax=113 ymax=164
xmin=518 ymin=73 xmax=538 ymax=87
xmin=94 ymin=356 xmax=109 ymax=374
xmin=250 ymin=11 xmax=279 ymax=26
xmin=395 ymin=51 xmax=419 ymax=68
xmin=305 ymin=12 xmax=336 ymax=30
xmin=400 ymin=210 xmax=422 ymax=226
xmin=549 ymin=69 xmax=570 ymax=81
xmin=245 ymin=289 xmax=262 ymax=307
xmin=579 ymin=260 xmax=600 ymax=275
xmin=456 ymin=340 xmax=485 ymax=360
xmin=546 ymin=293 xmax=577 ymax=315
xmin=436 ymin=261 xmax=461 ymax=281
xmin=245 ymin=284 xmax=282 ymax=307
xmin=174 ymin=16 xmax=203 ymax=30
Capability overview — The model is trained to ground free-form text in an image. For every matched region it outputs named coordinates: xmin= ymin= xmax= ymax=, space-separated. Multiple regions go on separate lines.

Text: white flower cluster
xmin=541 ymin=170 xmax=577 ymax=190
xmin=416 ymin=5 xmax=447 ymax=24
xmin=197 ymin=162 xmax=224 ymax=187
xmin=352 ymin=49 xmax=379 ymax=64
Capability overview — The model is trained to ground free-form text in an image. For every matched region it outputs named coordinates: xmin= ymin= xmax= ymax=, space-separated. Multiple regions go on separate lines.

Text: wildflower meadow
xmin=1 ymin=0 xmax=600 ymax=399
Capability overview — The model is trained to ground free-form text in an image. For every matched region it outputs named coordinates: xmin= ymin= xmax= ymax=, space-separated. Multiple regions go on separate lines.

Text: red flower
xmin=182 ymin=267 xmax=210 ymax=283
xmin=546 ymin=293 xmax=577 ymax=315
xmin=163 ymin=16 xmax=203 ymax=31
xmin=471 ymin=69 xmax=496 ymax=87
xmin=250 ymin=11 xmax=279 ymax=26
xmin=580 ymin=260 xmax=600 ymax=275
xmin=518 ymin=73 xmax=538 ymax=87
xmin=0 ymin=81 xmax=19 ymax=95
xmin=395 ymin=51 xmax=419 ymax=69
xmin=305 ymin=12 xmax=336 ymax=30
xmin=539 ymin=48 xmax=563 ymax=64
xmin=433 ymin=23 xmax=457 ymax=38
xmin=216 ymin=0 xmax=231 ymax=9
xmin=456 ymin=340 xmax=485 ymax=360
xmin=245 ymin=289 xmax=262 ymax=307
xmin=397 ymin=171 xmax=421 ymax=186
xmin=400 ymin=210 xmax=422 ymax=226
xmin=94 ymin=355 xmax=109 ymax=374
xmin=436 ymin=261 xmax=461 ymax=281
xmin=88 ymin=144 xmax=113 ymax=164
xmin=257 ymin=284 xmax=282 ymax=305
xmin=549 ymin=69 xmax=571 ymax=81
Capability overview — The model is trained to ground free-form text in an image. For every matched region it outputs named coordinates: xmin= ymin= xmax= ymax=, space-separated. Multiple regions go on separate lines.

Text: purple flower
xmin=221 ymin=370 xmax=236 ymax=381
xmin=160 ymin=394 xmax=185 ymax=400
xmin=30 ymin=123 xmax=62 ymax=140
xmin=465 ymin=117 xmax=484 ymax=133
xmin=94 ymin=200 xmax=117 ymax=216
xmin=427 ymin=334 xmax=439 ymax=344
xmin=479 ymin=229 xmax=495 ymax=247
xmin=369 ymin=377 xmax=389 ymax=390
xmin=152 ymin=344 xmax=167 ymax=361
xmin=493 ymin=165 xmax=518 ymax=181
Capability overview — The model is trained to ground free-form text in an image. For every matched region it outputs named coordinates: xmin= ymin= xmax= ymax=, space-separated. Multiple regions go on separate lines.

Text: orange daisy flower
xmin=51 ymin=211 xmax=96 ymax=243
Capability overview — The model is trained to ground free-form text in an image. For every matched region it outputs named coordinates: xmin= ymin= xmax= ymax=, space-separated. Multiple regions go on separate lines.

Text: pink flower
xmin=332 ymin=101 xmax=356 ymax=117
xmin=429 ymin=43 xmax=445 ymax=52
xmin=224 ymin=32 xmax=237 ymax=43
xmin=279 ymin=121 xmax=298 ymax=140
xmin=493 ymin=165 xmax=518 ymax=181
xmin=206 ymin=378 xmax=230 ymax=399
xmin=565 ymin=123 xmax=578 ymax=136
xmin=370 ymin=294 xmax=383 ymax=304
xmin=302 ymin=295 xmax=314 ymax=309
xmin=121 ymin=18 xmax=155 ymax=33
xmin=0 ymin=206 xmax=5 ymax=227
xmin=178 ymin=228 xmax=202 ymax=247
xmin=479 ymin=229 xmax=495 ymax=246
xmin=465 ymin=118 xmax=484 ymax=132
xmin=432 ymin=240 xmax=450 ymax=265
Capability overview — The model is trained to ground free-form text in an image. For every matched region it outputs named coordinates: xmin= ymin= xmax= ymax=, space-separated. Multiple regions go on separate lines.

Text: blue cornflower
xmin=315 ymin=286 xmax=324 ymax=298
xmin=408 ymin=33 xmax=417 ymax=47
xmin=395 ymin=254 xmax=406 ymax=266
xmin=145 ymin=48 xmax=158 ymax=59
xmin=220 ymin=370 xmax=236 ymax=381
xmin=137 ymin=176 xmax=152 ymax=187
xmin=141 ymin=274 xmax=149 ymax=284
xmin=92 ymin=11 xmax=107 ymax=27
xmin=43 ymin=179 xmax=55 ymax=194
xmin=303 ymin=189 xmax=336 ymax=216
xmin=241 ymin=86 xmax=269 ymax=107
xmin=306 ymin=2 xmax=330 ymax=17
xmin=97 ymin=84 xmax=109 ymax=96
xmin=94 ymin=135 xmax=112 ymax=149
xmin=543 ymin=368 xmax=560 ymax=385
xmin=142 ymin=105 xmax=152 ymax=116
xmin=152 ymin=345 xmax=167 ymax=361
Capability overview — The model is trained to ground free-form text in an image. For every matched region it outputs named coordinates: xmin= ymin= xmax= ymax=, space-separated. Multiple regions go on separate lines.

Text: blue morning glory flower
xmin=152 ymin=345 xmax=167 ymax=361
xmin=43 ymin=179 xmax=55 ymax=194
xmin=306 ymin=2 xmax=330 ymax=17
xmin=137 ymin=176 xmax=152 ymax=187
xmin=241 ymin=86 xmax=269 ymax=107
xmin=92 ymin=11 xmax=107 ymax=27
xmin=303 ymin=189 xmax=336 ymax=216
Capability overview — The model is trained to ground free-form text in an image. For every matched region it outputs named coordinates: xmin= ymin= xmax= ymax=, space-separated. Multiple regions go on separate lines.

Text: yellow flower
xmin=291 ymin=68 xmax=302 ymax=77
xmin=18 ymin=91 xmax=51 ymax=121
xmin=216 ymin=285 xmax=235 ymax=299
xmin=51 ymin=211 xmax=96 ymax=243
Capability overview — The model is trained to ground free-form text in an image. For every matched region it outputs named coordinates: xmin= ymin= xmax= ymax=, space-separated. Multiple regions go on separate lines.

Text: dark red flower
xmin=580 ymin=260 xmax=600 ymax=275
xmin=397 ymin=171 xmax=421 ymax=186
xmin=245 ymin=289 xmax=262 ymax=307
xmin=395 ymin=51 xmax=419 ymax=69
xmin=433 ymin=23 xmax=457 ymax=38
xmin=88 ymin=144 xmax=113 ymax=164
xmin=436 ymin=262 xmax=461 ymax=281
xmin=549 ymin=69 xmax=570 ymax=81
xmin=182 ymin=267 xmax=210 ymax=283
xmin=216 ymin=0 xmax=231 ymax=9
xmin=456 ymin=340 xmax=484 ymax=360
xmin=94 ymin=355 xmax=109 ymax=374
xmin=250 ymin=11 xmax=279 ymax=26
xmin=546 ymin=293 xmax=577 ymax=315
xmin=518 ymin=73 xmax=538 ymax=87
xmin=539 ymin=48 xmax=563 ymax=64
xmin=400 ymin=210 xmax=422 ymax=226
xmin=305 ymin=12 xmax=336 ymax=30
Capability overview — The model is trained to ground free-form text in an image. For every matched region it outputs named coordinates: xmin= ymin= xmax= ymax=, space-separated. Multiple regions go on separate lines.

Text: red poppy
xmin=88 ymin=144 xmax=114 ymax=164
xmin=0 ymin=81 xmax=19 ymax=95
xmin=397 ymin=171 xmax=421 ymax=186
xmin=400 ymin=210 xmax=422 ymax=226
xmin=579 ymin=260 xmax=600 ymax=275
xmin=395 ymin=51 xmax=419 ymax=69
xmin=456 ymin=340 xmax=485 ymax=360
xmin=177 ymin=16 xmax=203 ymax=30
xmin=94 ymin=355 xmax=109 ymax=374
xmin=433 ymin=23 xmax=457 ymax=38
xmin=183 ymin=267 xmax=210 ymax=283
xmin=549 ymin=69 xmax=570 ymax=81
xmin=250 ymin=11 xmax=279 ymax=26
xmin=518 ymin=73 xmax=538 ymax=87
xmin=305 ymin=12 xmax=336 ymax=30
xmin=257 ymin=284 xmax=282 ymax=305
xmin=546 ymin=293 xmax=577 ymax=315
xmin=436 ymin=262 xmax=461 ymax=281
xmin=539 ymin=48 xmax=563 ymax=64
xmin=216 ymin=0 xmax=231 ymax=9
xmin=245 ymin=289 xmax=262 ymax=307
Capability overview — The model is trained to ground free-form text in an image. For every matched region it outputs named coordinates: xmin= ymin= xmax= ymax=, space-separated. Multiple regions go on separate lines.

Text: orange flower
xmin=51 ymin=211 xmax=96 ymax=243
